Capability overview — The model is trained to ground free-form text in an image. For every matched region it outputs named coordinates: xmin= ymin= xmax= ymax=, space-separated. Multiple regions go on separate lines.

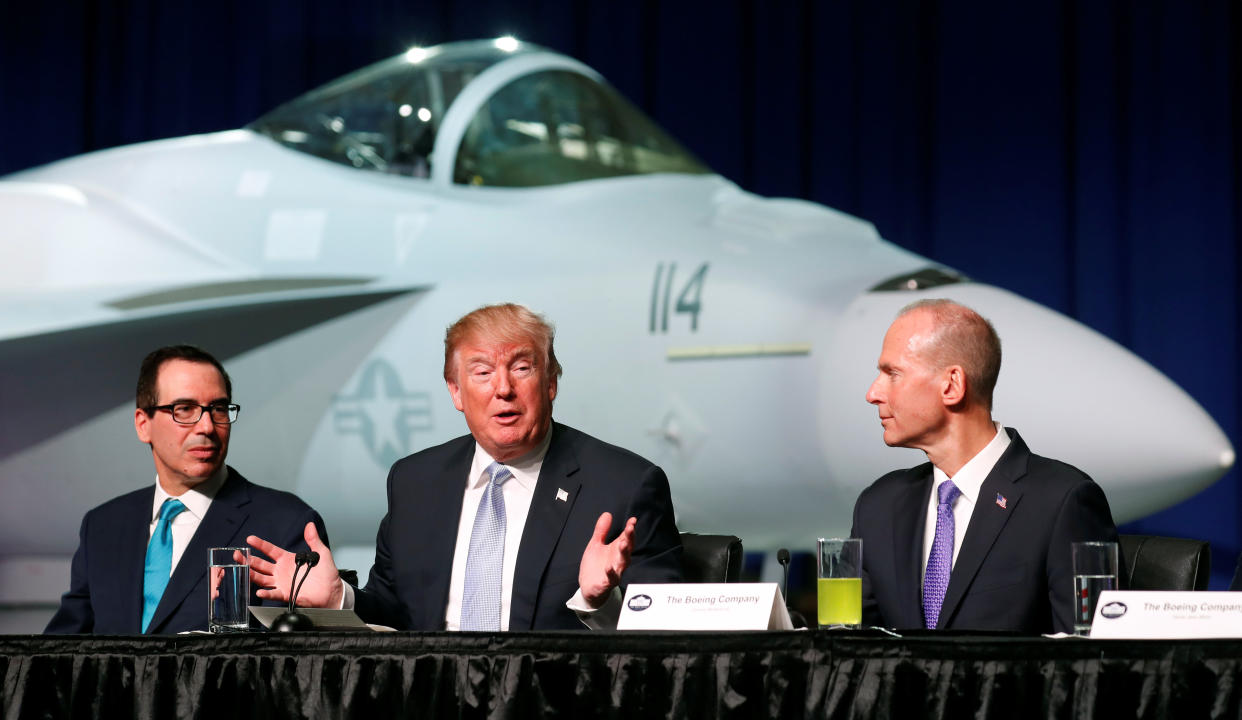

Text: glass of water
xmin=1071 ymin=541 xmax=1118 ymax=636
xmin=209 ymin=547 xmax=250 ymax=632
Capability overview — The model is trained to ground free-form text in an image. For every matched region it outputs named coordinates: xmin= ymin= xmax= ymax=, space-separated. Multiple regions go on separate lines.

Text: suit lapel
xmin=937 ymin=433 xmax=1029 ymax=629
xmin=422 ymin=439 xmax=473 ymax=629
xmin=148 ymin=468 xmax=251 ymax=633
xmin=121 ymin=487 xmax=157 ymax=633
xmin=890 ymin=467 xmax=933 ymax=629
xmin=510 ymin=423 xmax=579 ymax=630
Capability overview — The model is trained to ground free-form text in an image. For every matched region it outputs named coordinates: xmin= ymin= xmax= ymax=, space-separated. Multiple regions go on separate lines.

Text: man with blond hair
xmin=248 ymin=303 xmax=683 ymax=630
xmin=852 ymin=299 xmax=1118 ymax=633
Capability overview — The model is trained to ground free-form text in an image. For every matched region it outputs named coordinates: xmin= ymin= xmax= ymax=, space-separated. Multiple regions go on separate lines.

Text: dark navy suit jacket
xmin=353 ymin=422 xmax=683 ymax=630
xmin=46 ymin=467 xmax=327 ymax=634
xmin=850 ymin=428 xmax=1119 ymax=634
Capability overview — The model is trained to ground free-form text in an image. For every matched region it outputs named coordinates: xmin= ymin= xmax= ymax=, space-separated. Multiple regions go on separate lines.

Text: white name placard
xmin=1089 ymin=591 xmax=1242 ymax=639
xmin=617 ymin=583 xmax=793 ymax=631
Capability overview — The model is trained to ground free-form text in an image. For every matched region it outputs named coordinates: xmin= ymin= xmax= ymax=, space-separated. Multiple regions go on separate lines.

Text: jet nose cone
xmin=821 ymin=284 xmax=1234 ymax=524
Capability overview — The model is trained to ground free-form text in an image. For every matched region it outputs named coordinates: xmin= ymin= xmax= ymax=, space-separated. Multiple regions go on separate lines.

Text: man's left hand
xmin=579 ymin=512 xmax=636 ymax=607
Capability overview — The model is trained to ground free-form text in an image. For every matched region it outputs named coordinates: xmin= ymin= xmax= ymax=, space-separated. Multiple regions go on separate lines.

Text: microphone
xmin=777 ymin=549 xmax=808 ymax=629
xmin=777 ymin=548 xmax=791 ymax=601
xmin=271 ymin=552 xmax=317 ymax=632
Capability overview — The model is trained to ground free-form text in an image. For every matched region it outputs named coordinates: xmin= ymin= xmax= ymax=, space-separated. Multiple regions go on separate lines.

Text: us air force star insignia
xmin=333 ymin=359 xmax=432 ymax=468
xmin=556 ymin=488 xmax=569 ymax=502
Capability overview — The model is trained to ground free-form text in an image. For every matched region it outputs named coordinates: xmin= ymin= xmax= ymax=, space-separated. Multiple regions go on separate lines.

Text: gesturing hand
xmin=578 ymin=512 xmax=637 ymax=608
xmin=247 ymin=522 xmax=344 ymax=609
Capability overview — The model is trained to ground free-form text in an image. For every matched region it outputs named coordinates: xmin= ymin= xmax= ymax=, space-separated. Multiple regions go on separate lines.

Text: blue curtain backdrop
xmin=2 ymin=1 xmax=1240 ymax=584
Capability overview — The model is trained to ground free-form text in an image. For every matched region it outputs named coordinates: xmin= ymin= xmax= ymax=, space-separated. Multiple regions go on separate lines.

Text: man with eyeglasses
xmin=46 ymin=345 xmax=328 ymax=634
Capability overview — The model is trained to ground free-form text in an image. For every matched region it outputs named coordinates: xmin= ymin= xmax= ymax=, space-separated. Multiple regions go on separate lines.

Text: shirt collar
xmin=467 ymin=424 xmax=553 ymax=493
xmin=152 ymin=465 xmax=227 ymax=522
xmin=931 ymin=422 xmax=1011 ymax=504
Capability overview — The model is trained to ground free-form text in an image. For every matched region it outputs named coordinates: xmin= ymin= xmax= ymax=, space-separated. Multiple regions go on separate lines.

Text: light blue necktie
xmin=923 ymin=480 xmax=961 ymax=629
xmin=460 ymin=462 xmax=511 ymax=631
xmin=142 ymin=498 xmax=187 ymax=632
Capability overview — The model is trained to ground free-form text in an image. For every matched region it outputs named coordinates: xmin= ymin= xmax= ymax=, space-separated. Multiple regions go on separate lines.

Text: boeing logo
xmin=333 ymin=359 xmax=432 ymax=468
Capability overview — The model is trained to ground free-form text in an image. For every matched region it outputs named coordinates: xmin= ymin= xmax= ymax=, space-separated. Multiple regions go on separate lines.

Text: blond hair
xmin=443 ymin=303 xmax=563 ymax=382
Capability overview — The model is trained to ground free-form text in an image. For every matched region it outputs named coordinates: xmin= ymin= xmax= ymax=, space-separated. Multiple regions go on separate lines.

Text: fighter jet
xmin=0 ymin=39 xmax=1232 ymax=592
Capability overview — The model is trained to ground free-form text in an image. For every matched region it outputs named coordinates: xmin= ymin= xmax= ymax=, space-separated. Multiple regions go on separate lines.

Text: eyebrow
xmin=164 ymin=397 xmax=230 ymax=405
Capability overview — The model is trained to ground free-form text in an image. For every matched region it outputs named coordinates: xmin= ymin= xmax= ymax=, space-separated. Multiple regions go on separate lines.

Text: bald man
xmin=851 ymin=299 xmax=1118 ymax=634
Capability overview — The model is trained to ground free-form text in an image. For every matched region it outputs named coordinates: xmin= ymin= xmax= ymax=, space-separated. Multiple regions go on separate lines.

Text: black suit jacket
xmin=353 ymin=422 xmax=683 ymax=630
xmin=850 ymin=428 xmax=1118 ymax=634
xmin=46 ymin=467 xmax=327 ymax=634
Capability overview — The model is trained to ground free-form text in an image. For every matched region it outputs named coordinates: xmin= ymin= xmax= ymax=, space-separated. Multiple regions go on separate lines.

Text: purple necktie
xmin=923 ymin=479 xmax=961 ymax=629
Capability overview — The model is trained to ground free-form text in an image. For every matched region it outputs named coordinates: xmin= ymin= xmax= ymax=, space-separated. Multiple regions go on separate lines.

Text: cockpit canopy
xmin=248 ymin=40 xmax=710 ymax=187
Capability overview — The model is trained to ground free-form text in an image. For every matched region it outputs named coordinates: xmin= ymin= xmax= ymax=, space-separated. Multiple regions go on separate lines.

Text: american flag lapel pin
xmin=995 ymin=493 xmax=1007 ymax=510
xmin=556 ymin=488 xmax=569 ymax=502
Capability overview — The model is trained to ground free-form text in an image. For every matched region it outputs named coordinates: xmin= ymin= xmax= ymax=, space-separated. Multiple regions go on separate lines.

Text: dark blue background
xmin=3 ymin=1 xmax=1239 ymax=585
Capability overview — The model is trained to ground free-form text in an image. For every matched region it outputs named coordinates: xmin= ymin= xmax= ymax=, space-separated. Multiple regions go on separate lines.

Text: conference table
xmin=3 ymin=629 xmax=1238 ymax=718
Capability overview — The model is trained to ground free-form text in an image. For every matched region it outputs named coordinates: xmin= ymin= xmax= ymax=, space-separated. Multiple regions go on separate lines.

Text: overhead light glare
xmin=417 ymin=107 xmax=432 ymax=122
xmin=398 ymin=104 xmax=413 ymax=118
xmin=405 ymin=46 xmax=429 ymax=64
xmin=495 ymin=36 xmax=520 ymax=52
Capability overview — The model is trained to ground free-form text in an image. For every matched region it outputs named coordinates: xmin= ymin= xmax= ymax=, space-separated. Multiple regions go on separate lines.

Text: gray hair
xmin=897 ymin=299 xmax=1002 ymax=409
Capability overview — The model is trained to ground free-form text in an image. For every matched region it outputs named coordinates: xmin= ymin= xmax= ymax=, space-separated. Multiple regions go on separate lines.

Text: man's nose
xmin=493 ymin=370 xmax=514 ymax=397
xmin=865 ymin=377 xmax=882 ymax=405
xmin=192 ymin=409 xmax=217 ymax=432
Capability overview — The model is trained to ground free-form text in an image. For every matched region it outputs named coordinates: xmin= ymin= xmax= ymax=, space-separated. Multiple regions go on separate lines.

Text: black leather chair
xmin=1119 ymin=534 xmax=1210 ymax=591
xmin=679 ymin=533 xmax=743 ymax=583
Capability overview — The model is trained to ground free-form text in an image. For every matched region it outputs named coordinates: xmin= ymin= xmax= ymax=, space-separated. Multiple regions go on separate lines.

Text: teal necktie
xmin=142 ymin=498 xmax=187 ymax=632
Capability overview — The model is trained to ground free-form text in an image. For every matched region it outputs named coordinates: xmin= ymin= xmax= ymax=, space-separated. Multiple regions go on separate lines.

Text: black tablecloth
xmin=4 ymin=630 xmax=1241 ymax=719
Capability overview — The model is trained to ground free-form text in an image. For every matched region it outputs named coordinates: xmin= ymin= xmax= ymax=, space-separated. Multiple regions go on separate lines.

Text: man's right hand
xmin=247 ymin=522 xmax=344 ymax=609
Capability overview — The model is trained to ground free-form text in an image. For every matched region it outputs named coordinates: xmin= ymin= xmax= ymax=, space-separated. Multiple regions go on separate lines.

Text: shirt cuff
xmin=339 ymin=579 xmax=354 ymax=610
xmin=566 ymin=586 xmax=622 ymax=630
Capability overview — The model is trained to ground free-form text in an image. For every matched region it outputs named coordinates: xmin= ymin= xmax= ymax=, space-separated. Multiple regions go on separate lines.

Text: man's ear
xmin=135 ymin=407 xmax=152 ymax=444
xmin=941 ymin=365 xmax=967 ymax=407
xmin=447 ymin=379 xmax=465 ymax=412
xmin=547 ymin=374 xmax=557 ymax=403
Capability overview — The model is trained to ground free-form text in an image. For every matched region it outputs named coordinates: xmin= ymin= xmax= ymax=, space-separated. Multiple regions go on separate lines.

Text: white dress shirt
xmin=920 ymin=422 xmax=1011 ymax=585
xmin=148 ymin=467 xmax=226 ymax=576
xmin=442 ymin=435 xmax=548 ymax=631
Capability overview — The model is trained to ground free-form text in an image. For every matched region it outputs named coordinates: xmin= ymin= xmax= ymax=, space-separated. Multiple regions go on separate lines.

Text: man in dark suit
xmin=46 ymin=345 xmax=326 ymax=634
xmin=851 ymin=300 xmax=1117 ymax=634
xmin=248 ymin=303 xmax=683 ymax=630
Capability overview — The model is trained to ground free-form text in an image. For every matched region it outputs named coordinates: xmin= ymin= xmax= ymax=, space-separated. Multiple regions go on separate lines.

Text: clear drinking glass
xmin=1072 ymin=541 xmax=1118 ymax=636
xmin=209 ymin=547 xmax=250 ymax=632
xmin=817 ymin=538 xmax=863 ymax=628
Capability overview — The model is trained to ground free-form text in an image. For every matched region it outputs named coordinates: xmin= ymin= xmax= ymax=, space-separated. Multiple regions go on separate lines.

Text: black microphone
xmin=777 ymin=549 xmax=792 ymax=602
xmin=776 ymin=549 xmax=808 ymax=629
xmin=271 ymin=553 xmax=316 ymax=632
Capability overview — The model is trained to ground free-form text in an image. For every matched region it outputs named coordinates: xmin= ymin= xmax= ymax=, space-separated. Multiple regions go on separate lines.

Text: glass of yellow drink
xmin=816 ymin=538 xmax=862 ymax=628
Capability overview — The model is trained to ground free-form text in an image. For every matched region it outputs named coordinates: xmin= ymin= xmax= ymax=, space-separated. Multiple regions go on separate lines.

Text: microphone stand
xmin=271 ymin=552 xmax=319 ymax=632
xmin=777 ymin=549 xmax=808 ymax=629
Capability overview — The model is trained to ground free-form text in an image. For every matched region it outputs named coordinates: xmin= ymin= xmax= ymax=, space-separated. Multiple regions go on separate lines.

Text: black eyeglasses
xmin=146 ymin=402 xmax=241 ymax=425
